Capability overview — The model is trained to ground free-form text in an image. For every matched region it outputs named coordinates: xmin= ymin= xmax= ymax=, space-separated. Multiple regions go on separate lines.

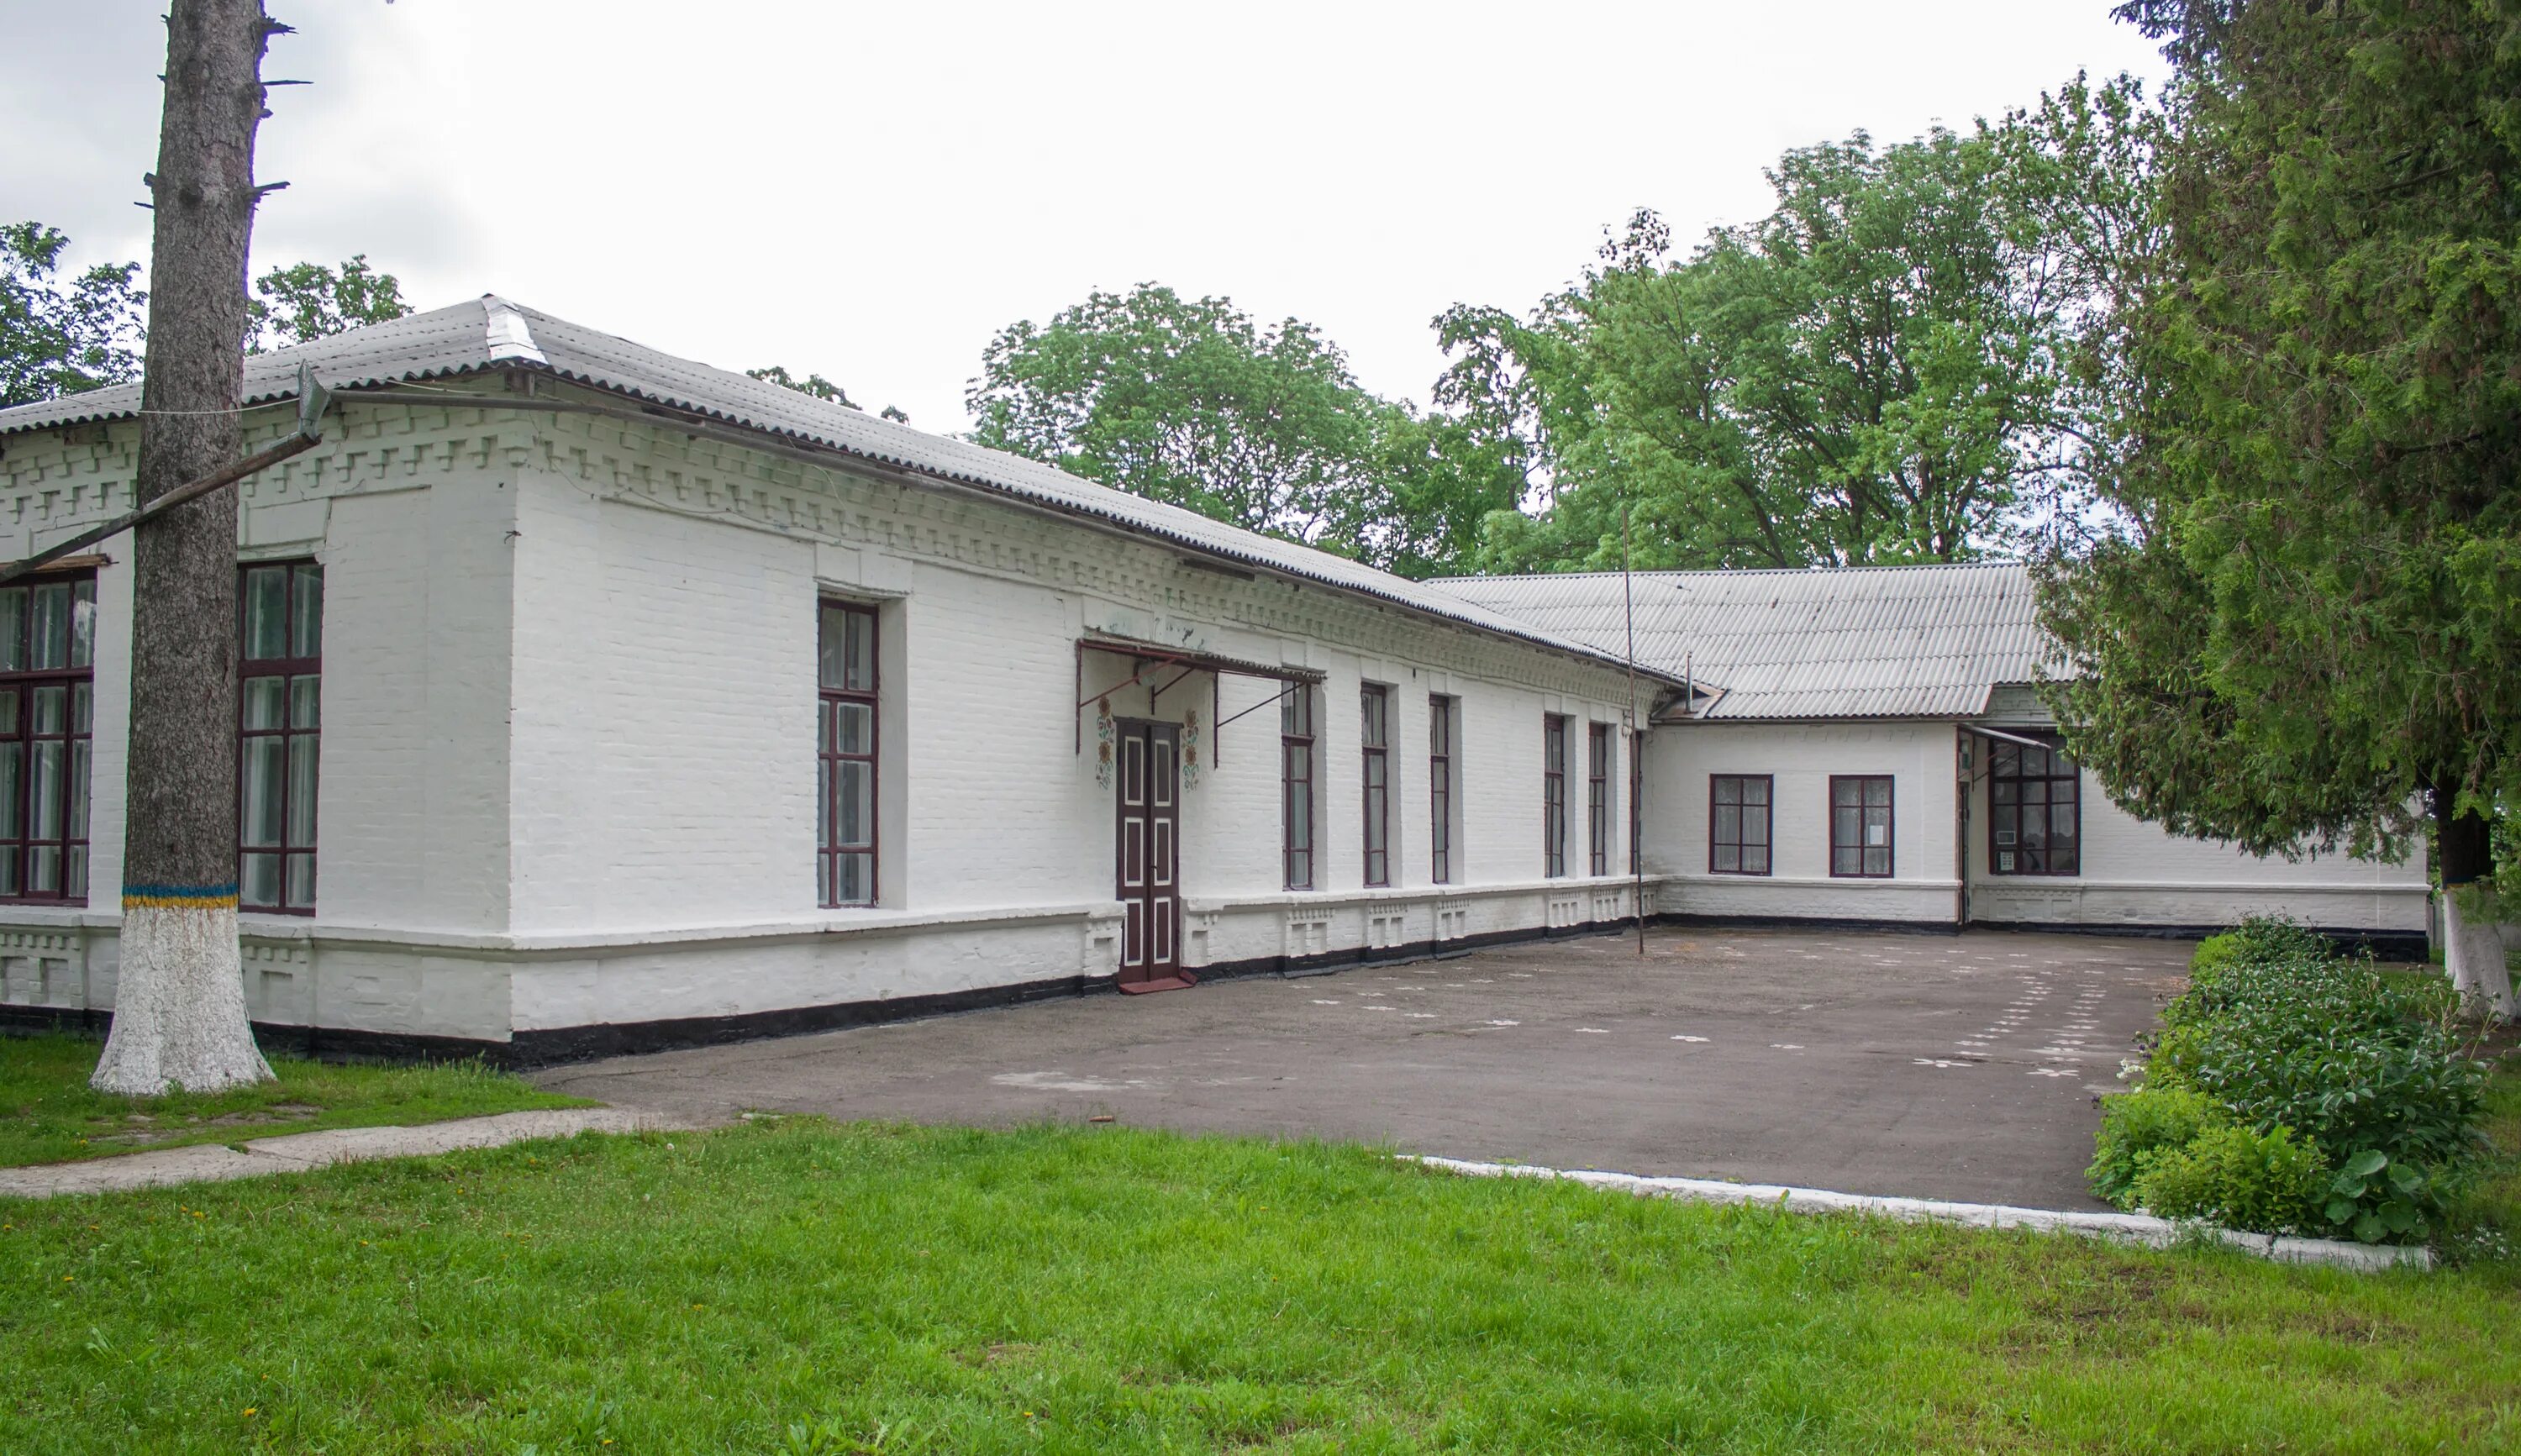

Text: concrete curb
xmin=0 ymin=1107 xmax=690 ymax=1200
xmin=1406 ymin=1155 xmax=2434 ymax=1273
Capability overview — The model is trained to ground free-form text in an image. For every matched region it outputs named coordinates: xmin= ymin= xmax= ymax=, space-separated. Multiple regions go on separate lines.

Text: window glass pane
xmin=835 ymin=852 xmax=874 ymax=906
xmin=0 ymin=589 xmax=23 ymax=671
xmin=1834 ymin=779 xmax=1860 ymax=807
xmin=1745 ymin=845 xmax=1771 ymax=875
xmin=290 ymin=565 xmax=324 ymax=658
xmin=1746 ymin=778 xmax=1769 ymax=807
xmin=1866 ymin=778 xmax=1892 ymax=808
xmin=1714 ymin=776 xmax=1739 ymax=807
xmin=1714 ymin=803 xmax=1739 ymax=842
xmin=817 ymin=605 xmax=848 ymax=690
xmin=287 ymin=736 xmax=318 ymax=846
xmin=844 ymin=609 xmax=876 ymax=691
xmin=0 ymin=689 xmax=16 ymax=735
xmin=817 ymin=760 xmax=831 ymax=849
xmin=2052 ymin=804 xmax=2076 ymax=842
xmin=290 ymin=675 xmax=320 ymax=730
xmin=1865 ymin=846 xmax=1891 ymax=875
xmin=66 ymin=845 xmax=86 ymax=900
xmin=31 ymin=685 xmax=63 ymax=735
xmin=71 ymin=681 xmax=90 ymax=734
xmin=30 ymin=740 xmax=61 ymax=840
xmin=0 ymin=744 xmax=18 ymax=838
xmin=242 ymin=676 xmax=287 ymax=730
xmin=285 ymin=853 xmax=316 ymax=909
xmin=835 ymin=761 xmax=872 ymax=848
xmin=1993 ymin=780 xmax=2016 ymax=805
xmin=66 ymin=740 xmax=88 ymax=840
xmin=1866 ymin=807 xmax=1890 ymax=846
xmin=1745 ymin=805 xmax=1769 ymax=847
xmin=1282 ymin=686 xmax=1310 ymax=737
xmin=29 ymin=844 xmax=57 ymax=892
xmin=244 ymin=567 xmax=289 ymax=660
xmin=240 ymin=852 xmax=282 ymax=909
xmin=1834 ymin=845 xmax=1858 ymax=875
xmin=69 ymin=580 xmax=95 ymax=669
xmin=834 ymin=702 xmax=874 ymax=755
xmin=0 ymin=847 xmax=17 ymax=896
xmin=241 ymin=737 xmax=286 ymax=847
xmin=29 ymin=583 xmax=68 ymax=670
xmin=1714 ymin=844 xmax=1739 ymax=872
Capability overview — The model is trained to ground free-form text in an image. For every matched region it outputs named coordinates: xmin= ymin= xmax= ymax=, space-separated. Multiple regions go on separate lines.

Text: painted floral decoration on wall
xmin=1095 ymin=696 xmax=1116 ymax=790
xmin=1181 ymin=707 xmax=1202 ymax=788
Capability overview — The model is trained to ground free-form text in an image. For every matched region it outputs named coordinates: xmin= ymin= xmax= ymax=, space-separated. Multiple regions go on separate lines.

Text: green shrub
xmin=2092 ymin=917 xmax=2492 ymax=1245
xmin=2088 ymin=1085 xmax=2214 ymax=1207
xmin=2134 ymin=1121 xmax=2329 ymax=1233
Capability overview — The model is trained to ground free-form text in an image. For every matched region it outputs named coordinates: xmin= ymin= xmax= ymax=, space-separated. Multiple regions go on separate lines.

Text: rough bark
xmin=91 ymin=0 xmax=276 ymax=1095
xmin=2435 ymin=796 xmax=2512 ymax=1022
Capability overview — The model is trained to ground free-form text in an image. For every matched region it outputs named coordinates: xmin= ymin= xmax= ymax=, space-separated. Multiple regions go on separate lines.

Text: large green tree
xmin=2040 ymin=0 xmax=2521 ymax=1015
xmin=1440 ymin=115 xmax=2142 ymax=573
xmin=3 ymin=224 xmax=408 ymax=407
xmin=967 ymin=283 xmax=1516 ymax=577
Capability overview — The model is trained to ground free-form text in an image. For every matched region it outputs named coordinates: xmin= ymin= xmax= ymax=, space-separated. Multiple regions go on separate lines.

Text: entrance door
xmin=1115 ymin=719 xmax=1191 ymax=992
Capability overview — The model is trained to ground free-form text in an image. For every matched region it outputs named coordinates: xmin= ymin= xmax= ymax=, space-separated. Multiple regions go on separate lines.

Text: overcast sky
xmin=3 ymin=2 xmax=2161 ymax=430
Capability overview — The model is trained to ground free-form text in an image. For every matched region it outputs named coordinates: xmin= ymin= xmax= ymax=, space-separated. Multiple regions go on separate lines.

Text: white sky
xmin=2 ymin=2 xmax=2161 ymax=431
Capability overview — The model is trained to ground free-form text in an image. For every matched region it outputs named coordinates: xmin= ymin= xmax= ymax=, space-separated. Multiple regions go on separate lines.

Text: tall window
xmin=818 ymin=602 xmax=878 ymax=907
xmin=1709 ymin=774 xmax=1771 ymax=875
xmin=1429 ymin=695 xmax=1456 ymax=885
xmin=1360 ymin=684 xmax=1390 ymax=887
xmin=1829 ymin=775 xmax=1894 ymax=878
xmin=1991 ymin=735 xmax=2080 ymax=875
xmin=1587 ymin=723 xmax=1611 ymax=875
xmin=1282 ymin=685 xmax=1314 ymax=890
xmin=1542 ymin=714 xmax=1569 ymax=878
xmin=239 ymin=562 xmax=321 ymax=912
xmin=0 ymin=572 xmax=96 ymax=903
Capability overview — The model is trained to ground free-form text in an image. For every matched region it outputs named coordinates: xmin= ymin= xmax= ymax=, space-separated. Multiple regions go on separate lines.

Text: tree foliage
xmin=749 ymin=364 xmax=911 ymax=424
xmin=2037 ymin=0 xmax=2521 ymax=876
xmin=3 ymin=227 xmax=413 ymax=407
xmin=0 ymin=222 xmax=147 ymax=407
xmin=1439 ymin=112 xmax=2151 ymax=573
xmin=245 ymin=253 xmax=408 ymax=352
xmin=967 ymin=283 xmax=1516 ymax=577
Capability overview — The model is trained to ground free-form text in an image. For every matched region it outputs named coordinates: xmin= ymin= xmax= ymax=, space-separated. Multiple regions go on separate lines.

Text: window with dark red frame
xmin=1282 ymin=686 xmax=1315 ymax=890
xmin=1709 ymin=774 xmax=1771 ymax=875
xmin=1543 ymin=714 xmax=1569 ymax=877
xmin=1587 ymin=723 xmax=1611 ymax=875
xmin=818 ymin=602 xmax=878 ymax=907
xmin=1990 ymin=734 xmax=2081 ymax=875
xmin=1429 ymin=694 xmax=1456 ymax=885
xmin=0 ymin=572 xmax=96 ymax=904
xmin=1829 ymin=774 xmax=1894 ymax=878
xmin=1360 ymin=684 xmax=1390 ymax=886
xmin=239 ymin=561 xmax=321 ymax=912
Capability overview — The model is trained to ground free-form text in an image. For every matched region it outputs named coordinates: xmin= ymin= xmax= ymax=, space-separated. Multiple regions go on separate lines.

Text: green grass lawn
xmin=0 ymin=1032 xmax=588 ymax=1169
xmin=5 ymin=1109 xmax=2518 ymax=1455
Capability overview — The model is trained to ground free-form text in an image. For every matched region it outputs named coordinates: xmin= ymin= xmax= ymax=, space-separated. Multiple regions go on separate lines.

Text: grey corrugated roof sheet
xmin=0 ymin=297 xmax=1671 ymax=682
xmin=1428 ymin=563 xmax=2061 ymax=719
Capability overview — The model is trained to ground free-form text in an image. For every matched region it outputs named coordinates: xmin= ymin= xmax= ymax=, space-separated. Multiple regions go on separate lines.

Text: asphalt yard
xmin=537 ymin=926 xmax=2189 ymax=1209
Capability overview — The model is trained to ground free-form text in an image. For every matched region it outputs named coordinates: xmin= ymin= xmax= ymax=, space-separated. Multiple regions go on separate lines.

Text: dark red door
xmin=1115 ymin=719 xmax=1190 ymax=992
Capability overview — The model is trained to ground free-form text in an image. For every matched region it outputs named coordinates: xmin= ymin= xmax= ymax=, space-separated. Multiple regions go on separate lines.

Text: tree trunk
xmin=91 ymin=0 xmax=276 ymax=1095
xmin=2435 ymin=795 xmax=2512 ymax=1022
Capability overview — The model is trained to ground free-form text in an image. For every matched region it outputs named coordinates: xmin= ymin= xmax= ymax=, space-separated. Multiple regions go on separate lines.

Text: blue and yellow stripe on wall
xmin=122 ymin=883 xmax=240 ymax=911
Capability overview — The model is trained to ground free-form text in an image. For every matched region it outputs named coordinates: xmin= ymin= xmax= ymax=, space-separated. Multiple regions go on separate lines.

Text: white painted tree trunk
xmin=2444 ymin=891 xmax=2513 ymax=1022
xmin=91 ymin=904 xmax=271 ymax=1095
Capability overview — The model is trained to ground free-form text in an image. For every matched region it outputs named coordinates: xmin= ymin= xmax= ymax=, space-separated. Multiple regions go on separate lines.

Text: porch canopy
xmin=1074 ymin=633 xmax=1326 ymax=759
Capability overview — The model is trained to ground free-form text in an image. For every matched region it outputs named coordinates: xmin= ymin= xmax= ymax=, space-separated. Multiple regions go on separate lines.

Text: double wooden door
xmin=1114 ymin=719 xmax=1189 ymax=992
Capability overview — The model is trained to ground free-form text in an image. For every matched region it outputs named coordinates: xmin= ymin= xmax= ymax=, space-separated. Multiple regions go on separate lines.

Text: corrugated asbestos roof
xmin=0 ymin=297 xmax=1670 ymax=682
xmin=1427 ymin=563 xmax=2060 ymax=719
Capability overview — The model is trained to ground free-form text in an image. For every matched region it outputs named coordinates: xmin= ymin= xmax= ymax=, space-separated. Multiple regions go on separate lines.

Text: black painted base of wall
xmin=0 ymin=911 xmax=2428 ymax=1071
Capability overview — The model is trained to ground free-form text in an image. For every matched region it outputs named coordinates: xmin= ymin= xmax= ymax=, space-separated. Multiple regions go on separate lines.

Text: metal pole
xmin=1624 ymin=500 xmax=1644 ymax=958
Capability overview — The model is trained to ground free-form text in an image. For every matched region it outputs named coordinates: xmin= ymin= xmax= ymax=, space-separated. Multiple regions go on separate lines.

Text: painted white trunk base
xmin=2445 ymin=892 xmax=2513 ymax=1022
xmin=1407 ymin=1155 xmax=2433 ymax=1272
xmin=90 ymin=904 xmax=273 ymax=1095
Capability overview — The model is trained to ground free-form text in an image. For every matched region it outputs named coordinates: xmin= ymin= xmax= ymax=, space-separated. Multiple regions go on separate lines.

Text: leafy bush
xmin=2088 ymin=917 xmax=2491 ymax=1244
xmin=2088 ymin=1085 xmax=2213 ymax=1206
xmin=2133 ymin=1122 xmax=2328 ymax=1233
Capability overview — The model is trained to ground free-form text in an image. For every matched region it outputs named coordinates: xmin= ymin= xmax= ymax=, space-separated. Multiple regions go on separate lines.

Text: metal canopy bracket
xmin=1072 ymin=634 xmax=1326 ymax=758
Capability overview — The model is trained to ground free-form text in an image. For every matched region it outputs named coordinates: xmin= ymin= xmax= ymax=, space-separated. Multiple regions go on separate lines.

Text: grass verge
xmin=4 ymin=1113 xmax=2518 ymax=1454
xmin=0 ymin=1032 xmax=588 ymax=1168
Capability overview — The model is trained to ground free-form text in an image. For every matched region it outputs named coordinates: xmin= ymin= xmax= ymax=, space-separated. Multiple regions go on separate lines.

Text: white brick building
xmin=0 ymin=301 xmax=2425 ymax=1060
xmin=1436 ymin=568 xmax=2428 ymax=944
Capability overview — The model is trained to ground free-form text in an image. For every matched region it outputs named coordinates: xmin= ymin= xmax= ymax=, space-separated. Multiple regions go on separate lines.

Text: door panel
xmin=1114 ymin=719 xmax=1186 ymax=991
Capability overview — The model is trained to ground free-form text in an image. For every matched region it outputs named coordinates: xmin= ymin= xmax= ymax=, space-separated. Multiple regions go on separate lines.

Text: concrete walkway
xmin=0 ymin=1106 xmax=687 ymax=1200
